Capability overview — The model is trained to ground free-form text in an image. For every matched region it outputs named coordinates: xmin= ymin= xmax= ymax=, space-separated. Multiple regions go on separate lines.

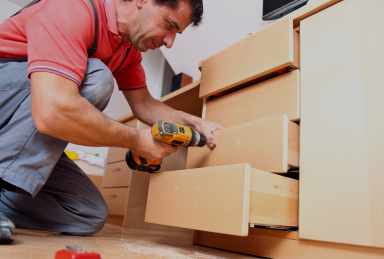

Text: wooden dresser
xmin=143 ymin=0 xmax=384 ymax=258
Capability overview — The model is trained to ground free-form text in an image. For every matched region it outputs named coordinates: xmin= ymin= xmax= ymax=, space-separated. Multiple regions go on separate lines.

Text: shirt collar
xmin=104 ymin=0 xmax=119 ymax=36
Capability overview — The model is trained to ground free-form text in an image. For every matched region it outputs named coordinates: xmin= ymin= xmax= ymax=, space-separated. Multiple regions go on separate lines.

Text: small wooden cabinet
xmin=101 ymin=118 xmax=140 ymax=226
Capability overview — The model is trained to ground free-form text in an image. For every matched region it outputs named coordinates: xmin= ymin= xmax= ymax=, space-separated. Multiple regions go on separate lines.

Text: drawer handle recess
xmin=112 ymin=167 xmax=121 ymax=172
xmin=108 ymin=194 xmax=117 ymax=197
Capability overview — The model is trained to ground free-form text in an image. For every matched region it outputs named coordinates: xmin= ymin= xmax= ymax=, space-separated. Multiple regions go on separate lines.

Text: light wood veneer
xmin=300 ymin=0 xmax=384 ymax=248
xmin=102 ymin=161 xmax=131 ymax=188
xmin=199 ymin=16 xmax=300 ymax=98
xmin=187 ymin=115 xmax=299 ymax=173
xmin=205 ymin=70 xmax=300 ymax=126
xmin=145 ymin=164 xmax=298 ymax=236
xmin=101 ymin=187 xmax=128 ymax=216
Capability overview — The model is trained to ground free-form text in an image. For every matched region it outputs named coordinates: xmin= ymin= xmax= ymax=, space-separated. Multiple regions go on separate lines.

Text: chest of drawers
xmin=144 ymin=0 xmax=384 ymax=258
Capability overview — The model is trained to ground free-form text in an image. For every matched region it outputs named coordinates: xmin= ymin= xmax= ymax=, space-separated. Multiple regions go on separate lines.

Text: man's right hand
xmin=131 ymin=128 xmax=179 ymax=161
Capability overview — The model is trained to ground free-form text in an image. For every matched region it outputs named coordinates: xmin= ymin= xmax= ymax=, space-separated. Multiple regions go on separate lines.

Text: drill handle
xmin=125 ymin=150 xmax=162 ymax=173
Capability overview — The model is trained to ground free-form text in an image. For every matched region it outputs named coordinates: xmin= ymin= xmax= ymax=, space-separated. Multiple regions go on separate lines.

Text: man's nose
xmin=163 ymin=33 xmax=176 ymax=49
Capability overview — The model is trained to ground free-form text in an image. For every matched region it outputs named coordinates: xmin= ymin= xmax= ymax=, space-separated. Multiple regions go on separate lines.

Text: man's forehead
xmin=166 ymin=1 xmax=192 ymax=30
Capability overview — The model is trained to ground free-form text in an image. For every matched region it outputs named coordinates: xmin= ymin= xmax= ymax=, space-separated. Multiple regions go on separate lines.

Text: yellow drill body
xmin=126 ymin=120 xmax=206 ymax=173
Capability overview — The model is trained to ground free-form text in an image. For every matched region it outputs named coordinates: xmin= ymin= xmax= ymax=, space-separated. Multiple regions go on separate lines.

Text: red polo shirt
xmin=0 ymin=0 xmax=146 ymax=91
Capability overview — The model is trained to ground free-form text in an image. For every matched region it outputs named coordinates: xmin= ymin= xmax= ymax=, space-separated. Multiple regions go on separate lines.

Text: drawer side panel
xmin=250 ymin=168 xmax=298 ymax=227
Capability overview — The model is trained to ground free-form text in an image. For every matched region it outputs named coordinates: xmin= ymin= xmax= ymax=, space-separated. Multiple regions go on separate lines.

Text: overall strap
xmin=86 ymin=0 xmax=98 ymax=56
xmin=11 ymin=0 xmax=41 ymax=17
xmin=11 ymin=0 xmax=98 ymax=56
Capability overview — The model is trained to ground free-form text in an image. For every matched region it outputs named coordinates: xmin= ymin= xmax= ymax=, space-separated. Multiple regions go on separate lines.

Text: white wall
xmin=0 ymin=0 xmax=30 ymax=23
xmin=161 ymin=0 xmax=317 ymax=81
xmin=160 ymin=0 xmax=273 ymax=81
xmin=102 ymin=49 xmax=165 ymax=121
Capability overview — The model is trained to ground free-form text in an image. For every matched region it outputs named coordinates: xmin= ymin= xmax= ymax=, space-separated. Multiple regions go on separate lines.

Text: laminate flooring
xmin=1 ymin=224 xmax=259 ymax=258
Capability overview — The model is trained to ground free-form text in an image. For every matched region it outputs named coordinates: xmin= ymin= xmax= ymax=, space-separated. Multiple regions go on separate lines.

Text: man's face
xmin=117 ymin=0 xmax=192 ymax=52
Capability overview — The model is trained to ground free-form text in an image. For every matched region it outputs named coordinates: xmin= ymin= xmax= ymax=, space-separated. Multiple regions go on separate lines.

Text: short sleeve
xmin=114 ymin=47 xmax=147 ymax=91
xmin=26 ymin=0 xmax=94 ymax=86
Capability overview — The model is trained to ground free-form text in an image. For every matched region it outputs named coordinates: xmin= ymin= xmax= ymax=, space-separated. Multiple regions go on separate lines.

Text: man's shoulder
xmin=24 ymin=0 xmax=95 ymax=23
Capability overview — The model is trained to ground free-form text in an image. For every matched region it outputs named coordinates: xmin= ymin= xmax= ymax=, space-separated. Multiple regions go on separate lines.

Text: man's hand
xmin=191 ymin=118 xmax=224 ymax=149
xmin=131 ymin=128 xmax=179 ymax=161
xmin=123 ymin=89 xmax=224 ymax=149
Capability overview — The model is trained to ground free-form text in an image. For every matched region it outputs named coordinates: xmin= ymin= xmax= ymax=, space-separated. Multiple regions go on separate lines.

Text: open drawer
xmin=187 ymin=115 xmax=299 ymax=173
xmin=199 ymin=16 xmax=300 ymax=98
xmin=145 ymin=164 xmax=298 ymax=236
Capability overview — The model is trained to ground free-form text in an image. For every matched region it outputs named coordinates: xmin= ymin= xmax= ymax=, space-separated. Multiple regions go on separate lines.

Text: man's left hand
xmin=192 ymin=118 xmax=224 ymax=149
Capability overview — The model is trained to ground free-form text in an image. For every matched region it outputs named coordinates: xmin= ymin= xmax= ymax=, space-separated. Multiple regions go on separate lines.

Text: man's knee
xmin=80 ymin=58 xmax=114 ymax=112
xmin=65 ymin=198 xmax=109 ymax=236
xmin=86 ymin=201 xmax=109 ymax=235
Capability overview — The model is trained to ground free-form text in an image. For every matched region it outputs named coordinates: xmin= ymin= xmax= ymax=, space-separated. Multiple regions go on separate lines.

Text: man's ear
xmin=136 ymin=0 xmax=148 ymax=9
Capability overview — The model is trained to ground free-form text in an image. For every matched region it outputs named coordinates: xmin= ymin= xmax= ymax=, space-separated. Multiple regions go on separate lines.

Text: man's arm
xmin=31 ymin=72 xmax=177 ymax=160
xmin=123 ymin=88 xmax=224 ymax=148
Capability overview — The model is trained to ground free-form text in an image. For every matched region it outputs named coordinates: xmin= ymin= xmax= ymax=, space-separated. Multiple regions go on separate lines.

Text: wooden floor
xmin=2 ymin=224 xmax=259 ymax=258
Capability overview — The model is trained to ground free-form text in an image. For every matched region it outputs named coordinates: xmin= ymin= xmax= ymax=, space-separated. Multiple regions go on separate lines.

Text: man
xmin=0 ymin=0 xmax=223 ymax=243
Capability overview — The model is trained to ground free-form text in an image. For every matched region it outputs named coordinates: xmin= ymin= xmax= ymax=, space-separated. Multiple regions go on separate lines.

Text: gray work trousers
xmin=0 ymin=58 xmax=113 ymax=235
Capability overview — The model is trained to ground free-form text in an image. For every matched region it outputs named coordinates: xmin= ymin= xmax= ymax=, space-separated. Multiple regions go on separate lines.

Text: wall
xmin=160 ymin=0 xmax=317 ymax=81
xmin=102 ymin=49 xmax=165 ymax=120
xmin=0 ymin=0 xmax=30 ymax=23
xmin=160 ymin=0 xmax=273 ymax=81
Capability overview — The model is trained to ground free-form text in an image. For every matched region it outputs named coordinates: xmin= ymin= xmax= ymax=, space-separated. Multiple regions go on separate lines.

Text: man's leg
xmin=0 ymin=58 xmax=113 ymax=236
xmin=0 ymin=157 xmax=109 ymax=235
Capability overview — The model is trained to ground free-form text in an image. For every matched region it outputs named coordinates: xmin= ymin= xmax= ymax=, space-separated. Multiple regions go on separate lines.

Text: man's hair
xmin=154 ymin=0 xmax=203 ymax=27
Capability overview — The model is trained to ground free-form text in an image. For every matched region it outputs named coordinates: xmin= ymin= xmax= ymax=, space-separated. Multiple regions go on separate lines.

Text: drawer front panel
xmin=205 ymin=70 xmax=300 ymax=127
xmin=187 ymin=115 xmax=300 ymax=173
xmin=200 ymin=16 xmax=299 ymax=98
xmin=145 ymin=164 xmax=298 ymax=236
xmin=102 ymin=161 xmax=131 ymax=188
xmin=145 ymin=164 xmax=252 ymax=236
xmin=106 ymin=147 xmax=128 ymax=164
xmin=101 ymin=187 xmax=128 ymax=216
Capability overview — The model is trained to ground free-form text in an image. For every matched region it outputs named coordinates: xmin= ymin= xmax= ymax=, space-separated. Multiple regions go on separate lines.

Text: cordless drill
xmin=126 ymin=120 xmax=207 ymax=173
